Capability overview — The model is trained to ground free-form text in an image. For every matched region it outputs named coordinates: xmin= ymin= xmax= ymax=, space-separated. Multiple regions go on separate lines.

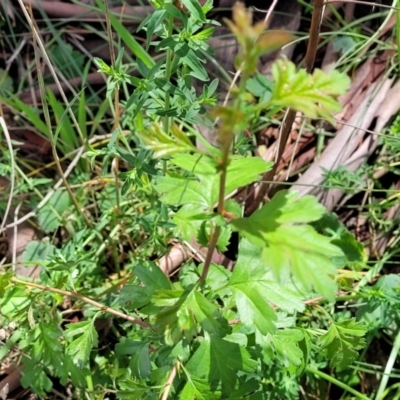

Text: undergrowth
xmin=1 ymin=0 xmax=400 ymax=399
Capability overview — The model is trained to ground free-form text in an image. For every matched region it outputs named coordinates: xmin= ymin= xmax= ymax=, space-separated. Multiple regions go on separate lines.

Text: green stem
xmin=305 ymin=366 xmax=370 ymax=400
xmin=334 ymin=294 xmax=368 ymax=302
xmin=85 ymin=374 xmax=95 ymax=399
xmin=163 ymin=14 xmax=174 ymax=136
xmin=375 ymin=329 xmax=400 ymax=399
xmin=200 ymin=71 xmax=250 ymax=282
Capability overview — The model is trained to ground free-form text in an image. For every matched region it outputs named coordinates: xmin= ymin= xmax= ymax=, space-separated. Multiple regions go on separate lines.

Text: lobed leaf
xmin=185 ymin=335 xmax=258 ymax=396
xmin=231 ymin=191 xmax=343 ymax=300
xmin=320 ymin=318 xmax=367 ymax=371
xmin=65 ymin=320 xmax=98 ymax=368
xmin=269 ymin=59 xmax=350 ymax=124
xmin=225 ymin=239 xmax=305 ymax=334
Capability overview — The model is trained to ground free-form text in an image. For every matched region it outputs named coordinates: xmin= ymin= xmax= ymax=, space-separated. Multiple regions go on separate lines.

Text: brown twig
xmin=247 ymin=0 xmax=324 ymax=215
xmin=10 ymin=277 xmax=152 ymax=329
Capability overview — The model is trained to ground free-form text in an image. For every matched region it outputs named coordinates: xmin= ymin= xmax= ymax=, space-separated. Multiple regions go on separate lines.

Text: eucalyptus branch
xmin=10 ymin=277 xmax=152 ymax=329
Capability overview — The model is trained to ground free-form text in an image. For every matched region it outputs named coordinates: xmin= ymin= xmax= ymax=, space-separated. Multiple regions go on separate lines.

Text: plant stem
xmin=163 ymin=15 xmax=174 ymax=136
xmin=10 ymin=277 xmax=151 ymax=329
xmin=306 ymin=366 xmax=370 ymax=400
xmin=375 ymin=329 xmax=400 ymax=399
xmin=85 ymin=374 xmax=95 ymax=400
xmin=0 ymin=117 xmax=15 ymax=234
xmin=161 ymin=14 xmax=175 ymax=175
xmin=161 ymin=362 xmax=179 ymax=400
xmin=247 ymin=0 xmax=324 ymax=214
xmin=200 ymin=142 xmax=230 ymax=281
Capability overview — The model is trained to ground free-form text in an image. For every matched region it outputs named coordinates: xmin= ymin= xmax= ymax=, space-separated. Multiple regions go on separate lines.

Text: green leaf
xmin=21 ymin=322 xmax=63 ymax=369
xmin=231 ymin=191 xmax=343 ymax=300
xmin=180 ymin=372 xmax=221 ymax=399
xmin=118 ymin=285 xmax=153 ymax=309
xmin=65 ymin=320 xmax=98 ymax=368
xmin=0 ymin=68 xmax=13 ymax=95
xmin=225 ymin=156 xmax=273 ymax=194
xmin=21 ymin=357 xmax=53 ymax=398
xmin=181 ymin=0 xmax=206 ymax=21
xmin=216 ymin=223 xmax=231 ymax=252
xmin=154 ymin=288 xmax=230 ymax=345
xmin=185 ymin=335 xmax=258 ymax=395
xmin=256 ymin=329 xmax=304 ymax=373
xmin=21 ymin=240 xmax=56 ymax=266
xmin=181 ymin=49 xmax=208 ymax=81
xmin=2 ymin=96 xmax=48 ymax=135
xmin=37 ymin=190 xmax=71 ymax=233
xmin=0 ymin=285 xmax=31 ymax=319
xmin=156 ymin=175 xmax=209 ymax=208
xmin=201 ymin=263 xmax=232 ymax=293
xmin=134 ymin=263 xmax=172 ymax=292
xmin=139 ymin=123 xmax=198 ymax=158
xmin=320 ymin=318 xmax=367 ymax=371
xmin=313 ymin=213 xmax=365 ymax=266
xmin=116 ymin=339 xmax=152 ymax=378
xmin=141 ymin=9 xmax=167 ymax=50
xmin=0 ymin=270 xmax=12 ymax=297
xmin=157 ymin=154 xmax=271 ymax=210
xmin=187 ymin=291 xmax=229 ymax=336
xmin=225 ymin=239 xmax=305 ymax=334
xmin=107 ymin=11 xmax=155 ymax=68
xmin=58 ymin=355 xmax=89 ymax=388
xmin=269 ymin=59 xmax=350 ymax=124
xmin=246 ymin=73 xmax=273 ymax=102
xmin=173 ymin=203 xmax=206 ymax=240
xmin=117 ymin=380 xmax=159 ymax=399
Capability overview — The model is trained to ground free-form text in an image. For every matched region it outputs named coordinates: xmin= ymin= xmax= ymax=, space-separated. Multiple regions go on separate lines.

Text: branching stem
xmin=10 ymin=277 xmax=151 ymax=329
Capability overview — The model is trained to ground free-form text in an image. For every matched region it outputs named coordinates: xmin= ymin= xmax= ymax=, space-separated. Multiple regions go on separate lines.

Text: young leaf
xmin=320 ymin=318 xmax=367 ymax=371
xmin=139 ymin=123 xmax=198 ymax=158
xmin=180 ymin=0 xmax=206 ymax=21
xmin=269 ymin=59 xmax=350 ymax=124
xmin=65 ymin=320 xmax=98 ymax=367
xmin=224 ymin=239 xmax=305 ymax=334
xmin=231 ymin=191 xmax=343 ymax=300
